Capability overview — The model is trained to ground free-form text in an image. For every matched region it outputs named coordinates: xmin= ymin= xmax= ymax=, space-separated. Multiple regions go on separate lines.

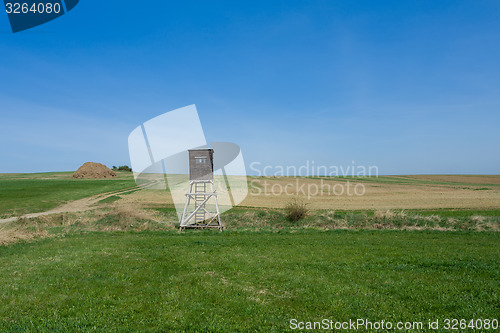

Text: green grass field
xmin=0 ymin=230 xmax=498 ymax=332
xmin=0 ymin=172 xmax=499 ymax=332
xmin=0 ymin=172 xmax=136 ymax=218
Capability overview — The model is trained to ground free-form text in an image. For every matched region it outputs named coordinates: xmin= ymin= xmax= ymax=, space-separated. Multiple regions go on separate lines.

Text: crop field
xmin=120 ymin=174 xmax=500 ymax=210
xmin=2 ymin=173 xmax=499 ymax=218
xmin=0 ymin=172 xmax=499 ymax=331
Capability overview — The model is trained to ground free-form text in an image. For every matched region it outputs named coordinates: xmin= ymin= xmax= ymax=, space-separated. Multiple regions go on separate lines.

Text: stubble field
xmin=120 ymin=174 xmax=500 ymax=210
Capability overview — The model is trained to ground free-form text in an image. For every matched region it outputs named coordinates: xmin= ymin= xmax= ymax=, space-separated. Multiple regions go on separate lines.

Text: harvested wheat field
xmin=120 ymin=175 xmax=500 ymax=210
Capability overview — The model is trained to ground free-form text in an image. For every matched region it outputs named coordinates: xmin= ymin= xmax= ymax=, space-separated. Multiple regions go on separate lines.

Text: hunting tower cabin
xmin=189 ymin=149 xmax=214 ymax=180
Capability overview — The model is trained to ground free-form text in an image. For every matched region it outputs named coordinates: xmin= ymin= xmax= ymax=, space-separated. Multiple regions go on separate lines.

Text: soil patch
xmin=72 ymin=162 xmax=117 ymax=179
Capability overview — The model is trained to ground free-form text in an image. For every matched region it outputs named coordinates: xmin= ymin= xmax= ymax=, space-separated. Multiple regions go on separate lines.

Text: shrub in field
xmin=114 ymin=165 xmax=132 ymax=172
xmin=285 ymin=199 xmax=309 ymax=222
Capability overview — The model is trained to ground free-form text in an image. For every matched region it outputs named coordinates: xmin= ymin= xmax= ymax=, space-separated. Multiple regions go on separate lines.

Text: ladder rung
xmin=185 ymin=192 xmax=216 ymax=195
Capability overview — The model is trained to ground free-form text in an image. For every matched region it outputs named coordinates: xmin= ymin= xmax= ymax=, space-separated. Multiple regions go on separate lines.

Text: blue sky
xmin=0 ymin=0 xmax=499 ymax=174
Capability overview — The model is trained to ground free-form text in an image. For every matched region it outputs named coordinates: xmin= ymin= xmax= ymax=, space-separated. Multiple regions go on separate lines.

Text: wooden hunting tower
xmin=179 ymin=149 xmax=222 ymax=230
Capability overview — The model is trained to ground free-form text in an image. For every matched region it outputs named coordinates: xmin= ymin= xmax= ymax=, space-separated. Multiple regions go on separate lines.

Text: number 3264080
xmin=5 ymin=2 xmax=62 ymax=14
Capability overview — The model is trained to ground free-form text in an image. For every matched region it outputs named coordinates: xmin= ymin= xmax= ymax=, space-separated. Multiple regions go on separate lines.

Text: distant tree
xmin=118 ymin=165 xmax=132 ymax=172
xmin=112 ymin=166 xmax=118 ymax=171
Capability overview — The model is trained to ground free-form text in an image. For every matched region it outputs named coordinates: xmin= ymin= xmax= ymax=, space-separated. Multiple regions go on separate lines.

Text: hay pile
xmin=72 ymin=162 xmax=117 ymax=179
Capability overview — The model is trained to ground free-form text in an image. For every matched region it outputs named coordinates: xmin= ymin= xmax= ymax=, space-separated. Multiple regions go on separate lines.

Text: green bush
xmin=285 ymin=199 xmax=309 ymax=222
xmin=117 ymin=165 xmax=132 ymax=172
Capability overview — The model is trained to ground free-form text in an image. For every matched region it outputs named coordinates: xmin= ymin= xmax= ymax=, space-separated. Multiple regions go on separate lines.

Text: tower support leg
xmin=179 ymin=180 xmax=222 ymax=230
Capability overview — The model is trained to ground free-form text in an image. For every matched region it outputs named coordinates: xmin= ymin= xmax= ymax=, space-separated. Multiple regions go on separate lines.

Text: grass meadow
xmin=0 ymin=172 xmax=136 ymax=218
xmin=0 ymin=230 xmax=498 ymax=332
xmin=0 ymin=173 xmax=499 ymax=332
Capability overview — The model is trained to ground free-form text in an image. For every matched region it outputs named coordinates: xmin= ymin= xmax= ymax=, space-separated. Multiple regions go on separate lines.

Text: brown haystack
xmin=72 ymin=162 xmax=117 ymax=179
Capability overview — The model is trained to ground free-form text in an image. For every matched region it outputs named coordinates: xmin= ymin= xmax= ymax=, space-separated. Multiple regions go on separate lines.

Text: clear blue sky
xmin=1 ymin=0 xmax=499 ymax=174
